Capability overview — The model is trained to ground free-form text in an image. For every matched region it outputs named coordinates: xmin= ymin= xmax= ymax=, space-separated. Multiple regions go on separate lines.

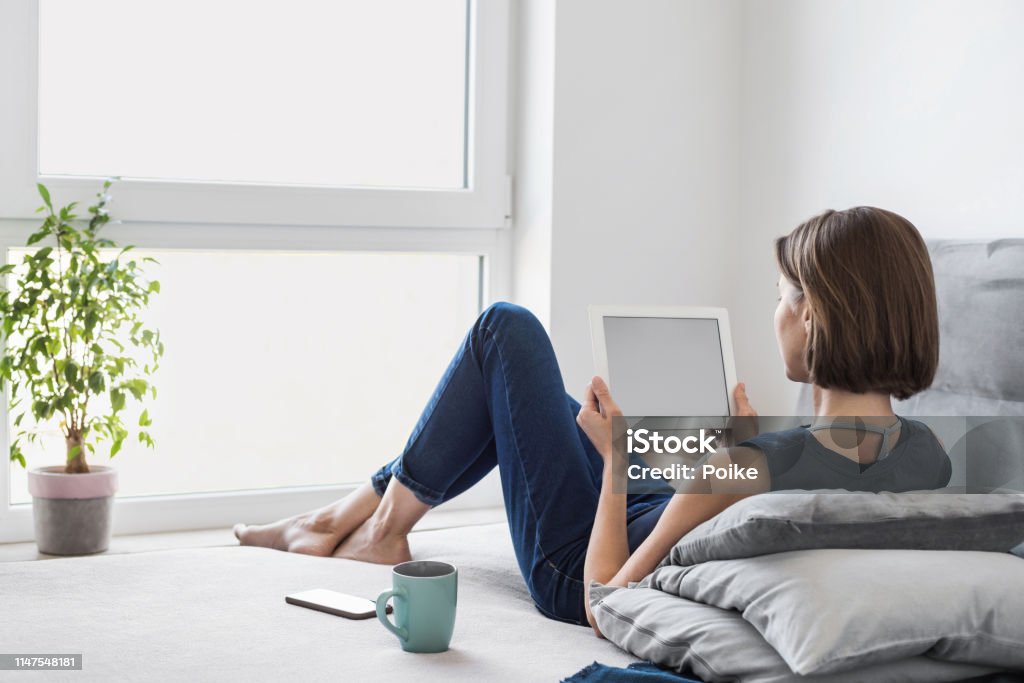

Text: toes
xmin=233 ymin=523 xmax=248 ymax=543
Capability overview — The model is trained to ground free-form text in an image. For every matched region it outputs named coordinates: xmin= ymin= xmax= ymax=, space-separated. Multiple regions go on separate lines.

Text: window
xmin=0 ymin=0 xmax=511 ymax=542
xmin=39 ymin=0 xmax=470 ymax=190
xmin=7 ymin=249 xmax=481 ymax=504
xmin=0 ymin=0 xmax=510 ymax=227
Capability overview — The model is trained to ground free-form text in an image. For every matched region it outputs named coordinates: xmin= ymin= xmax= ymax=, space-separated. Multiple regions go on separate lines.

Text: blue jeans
xmin=371 ymin=302 xmax=670 ymax=625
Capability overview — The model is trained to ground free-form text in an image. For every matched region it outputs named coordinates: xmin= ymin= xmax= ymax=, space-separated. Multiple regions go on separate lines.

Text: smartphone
xmin=285 ymin=589 xmax=391 ymax=620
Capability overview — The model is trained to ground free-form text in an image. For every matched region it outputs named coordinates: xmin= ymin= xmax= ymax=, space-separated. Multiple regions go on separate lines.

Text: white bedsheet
xmin=0 ymin=523 xmax=635 ymax=682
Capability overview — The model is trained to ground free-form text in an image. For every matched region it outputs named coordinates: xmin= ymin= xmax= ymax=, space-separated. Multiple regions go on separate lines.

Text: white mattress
xmin=0 ymin=522 xmax=636 ymax=682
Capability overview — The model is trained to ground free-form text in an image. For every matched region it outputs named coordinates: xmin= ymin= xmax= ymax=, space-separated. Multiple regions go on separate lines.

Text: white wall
xmin=510 ymin=0 xmax=555 ymax=326
xmin=734 ymin=0 xmax=1024 ymax=415
xmin=539 ymin=0 xmax=743 ymax=399
xmin=513 ymin=0 xmax=1024 ymax=414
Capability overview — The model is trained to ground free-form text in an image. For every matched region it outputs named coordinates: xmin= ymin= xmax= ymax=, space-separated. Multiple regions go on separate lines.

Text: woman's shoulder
xmin=736 ymin=423 xmax=810 ymax=473
xmin=897 ymin=416 xmax=948 ymax=455
xmin=895 ymin=416 xmax=952 ymax=484
xmin=737 ymin=421 xmax=809 ymax=451
xmin=900 ymin=416 xmax=941 ymax=440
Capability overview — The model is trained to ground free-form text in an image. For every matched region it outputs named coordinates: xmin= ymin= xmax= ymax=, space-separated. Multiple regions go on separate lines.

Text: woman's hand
xmin=576 ymin=376 xmax=621 ymax=461
xmin=728 ymin=382 xmax=760 ymax=447
xmin=733 ymin=382 xmax=758 ymax=416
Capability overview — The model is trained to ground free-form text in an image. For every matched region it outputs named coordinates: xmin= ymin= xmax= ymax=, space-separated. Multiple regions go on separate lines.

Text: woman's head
xmin=773 ymin=207 xmax=939 ymax=400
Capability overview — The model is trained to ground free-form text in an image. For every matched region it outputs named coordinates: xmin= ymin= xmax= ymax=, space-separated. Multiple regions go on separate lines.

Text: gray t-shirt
xmin=739 ymin=416 xmax=953 ymax=492
xmin=623 ymin=416 xmax=952 ymax=551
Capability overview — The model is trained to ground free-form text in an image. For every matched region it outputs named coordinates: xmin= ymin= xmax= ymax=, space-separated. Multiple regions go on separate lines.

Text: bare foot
xmin=234 ymin=482 xmax=381 ymax=556
xmin=332 ymin=517 xmax=413 ymax=565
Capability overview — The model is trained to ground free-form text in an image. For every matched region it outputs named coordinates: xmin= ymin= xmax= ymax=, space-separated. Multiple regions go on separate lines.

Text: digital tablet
xmin=588 ymin=305 xmax=738 ymax=416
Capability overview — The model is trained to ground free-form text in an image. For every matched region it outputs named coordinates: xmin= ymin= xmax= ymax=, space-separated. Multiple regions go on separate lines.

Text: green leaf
xmin=26 ymin=230 xmax=48 ymax=246
xmin=10 ymin=442 xmax=26 ymax=468
xmin=111 ymin=389 xmax=126 ymax=412
xmin=148 ymin=280 xmax=161 ymax=294
xmin=88 ymin=370 xmax=105 ymax=393
xmin=138 ymin=409 xmax=152 ymax=427
xmin=37 ymin=183 xmax=52 ymax=209
xmin=32 ymin=399 xmax=50 ymax=420
xmin=125 ymin=378 xmax=148 ymax=400
xmin=110 ymin=438 xmax=124 ymax=458
xmin=85 ymin=309 xmax=100 ymax=334
xmin=64 ymin=361 xmax=79 ymax=385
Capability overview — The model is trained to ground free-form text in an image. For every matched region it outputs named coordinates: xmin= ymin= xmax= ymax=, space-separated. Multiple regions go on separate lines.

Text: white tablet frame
xmin=588 ymin=305 xmax=739 ymax=416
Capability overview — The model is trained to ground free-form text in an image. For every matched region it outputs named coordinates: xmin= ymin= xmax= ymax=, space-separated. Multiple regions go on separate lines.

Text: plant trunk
xmin=65 ymin=430 xmax=89 ymax=474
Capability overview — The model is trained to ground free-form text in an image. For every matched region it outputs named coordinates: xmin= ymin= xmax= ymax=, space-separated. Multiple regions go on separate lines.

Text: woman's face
xmin=774 ymin=275 xmax=812 ymax=382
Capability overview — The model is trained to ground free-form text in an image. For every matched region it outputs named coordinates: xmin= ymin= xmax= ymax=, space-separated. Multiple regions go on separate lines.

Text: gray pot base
xmin=32 ymin=496 xmax=114 ymax=556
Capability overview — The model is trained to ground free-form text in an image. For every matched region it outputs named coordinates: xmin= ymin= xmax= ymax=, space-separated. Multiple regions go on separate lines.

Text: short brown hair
xmin=774 ymin=207 xmax=939 ymax=400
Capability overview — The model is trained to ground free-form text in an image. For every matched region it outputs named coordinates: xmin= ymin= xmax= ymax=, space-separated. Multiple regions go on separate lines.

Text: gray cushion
xmin=589 ymin=583 xmax=1001 ymax=683
xmin=663 ymin=490 xmax=1024 ymax=567
xmin=648 ymin=549 xmax=1024 ymax=676
xmin=914 ymin=239 xmax=1024 ymax=411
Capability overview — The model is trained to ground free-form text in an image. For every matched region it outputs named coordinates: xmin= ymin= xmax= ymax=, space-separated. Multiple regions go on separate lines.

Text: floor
xmin=0 ymin=506 xmax=507 ymax=562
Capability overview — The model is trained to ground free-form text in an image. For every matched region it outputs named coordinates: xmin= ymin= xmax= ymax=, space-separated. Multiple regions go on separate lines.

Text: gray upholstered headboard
xmin=796 ymin=238 xmax=1024 ymax=416
xmin=795 ymin=238 xmax=1024 ymax=492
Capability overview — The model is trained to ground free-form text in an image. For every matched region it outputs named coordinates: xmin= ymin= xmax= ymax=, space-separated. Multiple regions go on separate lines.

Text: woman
xmin=235 ymin=206 xmax=949 ymax=634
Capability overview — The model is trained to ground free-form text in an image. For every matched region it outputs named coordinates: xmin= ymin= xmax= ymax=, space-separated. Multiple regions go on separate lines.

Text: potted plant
xmin=0 ymin=181 xmax=163 ymax=555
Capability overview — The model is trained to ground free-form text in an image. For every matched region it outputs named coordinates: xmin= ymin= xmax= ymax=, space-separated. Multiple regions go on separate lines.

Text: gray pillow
xmin=650 ymin=548 xmax=1024 ymax=676
xmin=664 ymin=490 xmax=1024 ymax=567
xmin=590 ymin=583 xmax=1002 ymax=683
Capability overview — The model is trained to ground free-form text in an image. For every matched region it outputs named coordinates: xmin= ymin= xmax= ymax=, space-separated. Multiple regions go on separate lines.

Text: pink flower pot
xmin=27 ymin=466 xmax=118 ymax=556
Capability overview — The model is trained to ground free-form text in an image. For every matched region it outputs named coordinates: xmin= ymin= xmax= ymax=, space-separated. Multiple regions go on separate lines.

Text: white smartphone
xmin=285 ymin=589 xmax=391 ymax=620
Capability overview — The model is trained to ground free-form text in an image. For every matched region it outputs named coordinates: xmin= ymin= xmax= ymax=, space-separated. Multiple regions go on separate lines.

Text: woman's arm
xmin=582 ymin=484 xmax=750 ymax=636
xmin=577 ymin=380 xmax=766 ymax=637
xmin=609 ymin=445 xmax=768 ymax=591
xmin=575 ymin=377 xmax=628 ymax=634
xmin=607 ymin=491 xmax=748 ymax=587
xmin=581 ymin=455 xmax=630 ymax=627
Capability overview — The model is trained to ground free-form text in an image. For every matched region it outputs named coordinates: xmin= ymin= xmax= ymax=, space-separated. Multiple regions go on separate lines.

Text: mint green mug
xmin=376 ymin=560 xmax=458 ymax=653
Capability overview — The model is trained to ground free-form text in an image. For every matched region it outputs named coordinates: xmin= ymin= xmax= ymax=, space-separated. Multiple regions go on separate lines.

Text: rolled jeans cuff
xmin=370 ymin=460 xmax=446 ymax=507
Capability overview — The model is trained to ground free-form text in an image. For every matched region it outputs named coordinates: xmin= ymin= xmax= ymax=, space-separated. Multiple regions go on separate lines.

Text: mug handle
xmin=376 ymin=588 xmax=408 ymax=641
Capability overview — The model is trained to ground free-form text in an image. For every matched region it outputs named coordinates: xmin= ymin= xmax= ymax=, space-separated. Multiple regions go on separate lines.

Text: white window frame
xmin=0 ymin=0 xmax=512 ymax=544
xmin=0 ymin=0 xmax=511 ymax=229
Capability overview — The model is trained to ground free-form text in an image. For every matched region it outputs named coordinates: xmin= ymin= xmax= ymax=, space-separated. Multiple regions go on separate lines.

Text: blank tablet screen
xmin=602 ymin=316 xmax=729 ymax=416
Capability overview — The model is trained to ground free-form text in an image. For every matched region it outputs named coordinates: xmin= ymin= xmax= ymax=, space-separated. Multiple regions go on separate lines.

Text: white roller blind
xmin=38 ymin=0 xmax=469 ymax=189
